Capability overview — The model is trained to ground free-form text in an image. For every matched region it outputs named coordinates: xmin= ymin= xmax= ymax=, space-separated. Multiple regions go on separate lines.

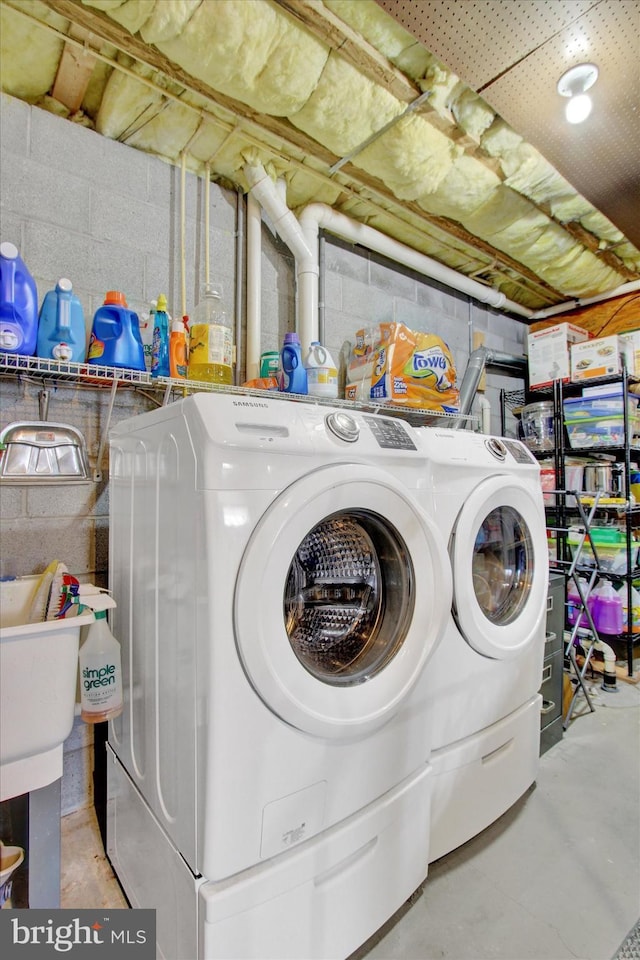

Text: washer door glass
xmin=234 ymin=464 xmax=452 ymax=739
xmin=451 ymin=475 xmax=548 ymax=659
xmin=284 ymin=510 xmax=413 ymax=686
xmin=472 ymin=505 xmax=532 ymax=626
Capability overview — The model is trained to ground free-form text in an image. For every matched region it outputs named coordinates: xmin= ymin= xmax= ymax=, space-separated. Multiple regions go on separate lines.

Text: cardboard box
xmin=581 ymin=382 xmax=623 ymax=397
xmin=527 ymin=323 xmax=590 ymax=389
xmin=620 ymin=330 xmax=640 ymax=377
xmin=571 ymin=334 xmax=635 ymax=382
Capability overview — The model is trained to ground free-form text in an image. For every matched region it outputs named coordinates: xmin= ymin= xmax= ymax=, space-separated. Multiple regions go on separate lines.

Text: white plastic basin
xmin=0 ymin=576 xmax=94 ymax=801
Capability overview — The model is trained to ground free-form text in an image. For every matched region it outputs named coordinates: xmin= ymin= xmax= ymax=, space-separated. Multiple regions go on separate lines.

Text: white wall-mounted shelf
xmin=1 ymin=353 xmax=479 ymax=483
xmin=0 ymin=353 xmax=478 ymax=423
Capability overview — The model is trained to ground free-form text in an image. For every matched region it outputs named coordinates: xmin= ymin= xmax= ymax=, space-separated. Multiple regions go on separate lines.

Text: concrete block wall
xmin=1 ymin=94 xmax=241 ymax=815
xmin=318 ymin=238 xmax=527 ymax=437
xmin=1 ymin=94 xmax=527 ymax=813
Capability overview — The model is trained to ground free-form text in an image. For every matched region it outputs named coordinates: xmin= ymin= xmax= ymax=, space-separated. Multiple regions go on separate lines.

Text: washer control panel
xmin=364 ymin=416 xmax=417 ymax=450
xmin=503 ymin=439 xmax=536 ymax=464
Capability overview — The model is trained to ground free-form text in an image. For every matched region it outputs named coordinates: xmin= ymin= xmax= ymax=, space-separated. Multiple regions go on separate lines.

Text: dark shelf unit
xmin=530 ymin=367 xmax=639 ymax=678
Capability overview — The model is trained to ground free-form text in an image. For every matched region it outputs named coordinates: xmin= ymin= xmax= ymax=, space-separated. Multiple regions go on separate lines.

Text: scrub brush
xmin=46 ymin=562 xmax=82 ymax=619
xmin=28 ymin=560 xmax=60 ymax=623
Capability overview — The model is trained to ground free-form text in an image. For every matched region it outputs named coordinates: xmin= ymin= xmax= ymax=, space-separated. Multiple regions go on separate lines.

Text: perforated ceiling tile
xmin=375 ymin=0 xmax=596 ymax=89
xmin=375 ymin=0 xmax=640 ymax=247
xmin=480 ymin=1 xmax=640 ymax=245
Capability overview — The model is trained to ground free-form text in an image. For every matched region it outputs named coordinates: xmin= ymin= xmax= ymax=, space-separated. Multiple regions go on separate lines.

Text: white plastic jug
xmin=304 ymin=341 xmax=338 ymax=399
xmin=617 ymin=584 xmax=640 ymax=634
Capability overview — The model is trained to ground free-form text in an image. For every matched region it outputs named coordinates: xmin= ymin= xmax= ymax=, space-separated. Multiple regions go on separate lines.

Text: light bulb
xmin=565 ymin=93 xmax=592 ymax=124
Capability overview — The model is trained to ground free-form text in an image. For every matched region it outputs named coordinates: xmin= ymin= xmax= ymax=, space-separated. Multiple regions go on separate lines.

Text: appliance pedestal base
xmin=429 ymin=695 xmax=541 ymax=863
xmin=107 ymin=745 xmax=432 ymax=960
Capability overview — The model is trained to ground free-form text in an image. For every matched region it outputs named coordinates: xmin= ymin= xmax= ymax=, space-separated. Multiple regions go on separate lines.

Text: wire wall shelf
xmin=0 ymin=354 xmax=478 ymax=428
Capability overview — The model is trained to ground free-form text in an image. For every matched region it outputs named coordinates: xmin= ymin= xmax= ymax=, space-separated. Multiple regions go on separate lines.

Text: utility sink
xmin=0 ymin=577 xmax=94 ymax=801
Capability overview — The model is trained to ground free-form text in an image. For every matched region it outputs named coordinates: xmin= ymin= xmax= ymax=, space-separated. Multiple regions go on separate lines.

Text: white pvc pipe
xmin=204 ymin=163 xmax=211 ymax=287
xmin=245 ymin=164 xmax=639 ymax=346
xmin=529 ymin=280 xmax=640 ymax=320
xmin=246 ymin=190 xmax=263 ymax=381
xmin=245 ymin=163 xmax=318 ymax=350
xmin=299 ymin=203 xmax=534 ymax=319
xmin=581 ymin=636 xmax=618 ymax=690
xmin=479 ymin=395 xmax=491 ymax=435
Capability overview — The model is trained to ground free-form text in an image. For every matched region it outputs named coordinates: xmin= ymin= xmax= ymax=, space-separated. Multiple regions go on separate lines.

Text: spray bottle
xmin=77 ymin=588 xmax=123 ymax=723
xmin=138 ymin=299 xmax=156 ymax=373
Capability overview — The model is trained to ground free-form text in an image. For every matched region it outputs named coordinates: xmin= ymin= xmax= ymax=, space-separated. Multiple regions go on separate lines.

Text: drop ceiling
xmin=0 ymin=0 xmax=639 ymax=319
xmin=375 ymin=0 xmax=640 ymax=249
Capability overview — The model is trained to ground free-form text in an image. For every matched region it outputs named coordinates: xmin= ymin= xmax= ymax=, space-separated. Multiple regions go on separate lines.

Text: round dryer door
xmin=234 ymin=464 xmax=451 ymax=739
xmin=450 ymin=474 xmax=548 ymax=659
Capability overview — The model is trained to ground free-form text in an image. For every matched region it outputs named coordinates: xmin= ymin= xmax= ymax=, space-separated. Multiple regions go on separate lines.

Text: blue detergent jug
xmin=87 ymin=291 xmax=145 ymax=371
xmin=0 ymin=241 xmax=38 ymax=356
xmin=37 ymin=278 xmax=86 ymax=362
xmin=278 ymin=331 xmax=308 ymax=394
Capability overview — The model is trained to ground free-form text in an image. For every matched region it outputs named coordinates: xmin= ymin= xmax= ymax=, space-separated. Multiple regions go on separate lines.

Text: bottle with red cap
xmin=87 ymin=290 xmax=146 ymax=371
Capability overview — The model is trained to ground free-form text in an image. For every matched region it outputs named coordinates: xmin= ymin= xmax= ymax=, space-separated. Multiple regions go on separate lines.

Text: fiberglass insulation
xmin=324 ymin=0 xmax=434 ymax=82
xmin=0 ymin=0 xmax=67 ymax=100
xmin=5 ymin=0 xmax=635 ymax=305
xmin=155 ymin=0 xmax=329 ymax=118
xmin=418 ymin=156 xmax=501 ymax=221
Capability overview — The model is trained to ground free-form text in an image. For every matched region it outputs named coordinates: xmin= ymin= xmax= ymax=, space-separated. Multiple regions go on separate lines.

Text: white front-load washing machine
xmin=106 ymin=393 xmax=452 ymax=960
xmin=416 ymin=428 xmax=549 ymax=863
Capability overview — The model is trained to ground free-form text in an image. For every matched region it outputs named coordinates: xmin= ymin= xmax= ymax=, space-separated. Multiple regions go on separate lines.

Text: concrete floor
xmin=61 ymin=678 xmax=640 ymax=960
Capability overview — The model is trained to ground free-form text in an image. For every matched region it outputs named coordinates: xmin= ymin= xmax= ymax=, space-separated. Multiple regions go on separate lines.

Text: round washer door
xmin=234 ymin=463 xmax=452 ymax=739
xmin=450 ymin=474 xmax=548 ymax=659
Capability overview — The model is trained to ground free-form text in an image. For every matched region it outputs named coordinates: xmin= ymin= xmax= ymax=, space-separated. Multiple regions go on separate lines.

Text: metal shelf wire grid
xmin=0 ymin=354 xmax=478 ymax=427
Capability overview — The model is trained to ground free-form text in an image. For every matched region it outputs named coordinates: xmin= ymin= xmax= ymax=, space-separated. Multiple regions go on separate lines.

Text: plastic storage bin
xmin=0 ymin=576 xmax=94 ymax=800
xmin=521 ymin=401 xmax=555 ymax=452
xmin=567 ymin=526 xmax=639 ymax=575
xmin=563 ymin=393 xmax=640 ymax=449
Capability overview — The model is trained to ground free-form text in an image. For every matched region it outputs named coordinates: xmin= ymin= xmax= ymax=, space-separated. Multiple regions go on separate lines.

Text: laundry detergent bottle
xmin=304 ymin=340 xmax=339 ymax=399
xmin=170 ymin=315 xmax=189 ymax=379
xmin=0 ymin=241 xmax=38 ymax=356
xmin=617 ymin=583 xmax=640 ymax=634
xmin=591 ymin=579 xmax=623 ymax=636
xmin=88 ymin=291 xmax=146 ymax=371
xmin=279 ymin=331 xmax=308 ymax=394
xmin=567 ymin=576 xmax=593 ymax=628
xmin=37 ymin=278 xmax=86 ymax=362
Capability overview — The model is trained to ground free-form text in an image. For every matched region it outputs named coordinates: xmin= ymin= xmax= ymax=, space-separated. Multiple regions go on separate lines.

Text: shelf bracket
xmin=93 ymin=378 xmax=118 ymax=483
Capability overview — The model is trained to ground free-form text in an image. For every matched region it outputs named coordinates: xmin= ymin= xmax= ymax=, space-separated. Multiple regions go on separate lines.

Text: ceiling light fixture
xmin=557 ymin=63 xmax=598 ymax=124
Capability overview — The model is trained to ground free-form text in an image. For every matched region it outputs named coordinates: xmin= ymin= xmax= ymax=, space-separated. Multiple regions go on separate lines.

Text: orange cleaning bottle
xmin=170 ymin=315 xmax=189 ymax=379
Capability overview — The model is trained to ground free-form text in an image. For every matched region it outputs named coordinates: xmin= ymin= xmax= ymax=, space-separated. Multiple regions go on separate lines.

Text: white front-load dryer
xmin=106 ymin=394 xmax=452 ymax=959
xmin=416 ymin=428 xmax=549 ymax=862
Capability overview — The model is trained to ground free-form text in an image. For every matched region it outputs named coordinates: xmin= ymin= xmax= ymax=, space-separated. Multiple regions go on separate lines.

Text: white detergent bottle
xmin=617 ymin=583 xmax=640 ymax=634
xmin=304 ymin=341 xmax=339 ymax=399
xmin=78 ymin=589 xmax=123 ymax=723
